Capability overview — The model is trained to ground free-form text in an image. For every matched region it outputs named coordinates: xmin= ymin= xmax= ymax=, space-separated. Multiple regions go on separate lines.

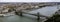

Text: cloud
xmin=0 ymin=0 xmax=60 ymax=2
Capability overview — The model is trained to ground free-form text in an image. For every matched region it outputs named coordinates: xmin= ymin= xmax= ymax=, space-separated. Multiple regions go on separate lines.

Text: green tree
xmin=45 ymin=14 xmax=60 ymax=22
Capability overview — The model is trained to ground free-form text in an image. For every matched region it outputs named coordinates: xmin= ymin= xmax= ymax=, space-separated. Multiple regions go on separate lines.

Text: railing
xmin=15 ymin=10 xmax=49 ymax=22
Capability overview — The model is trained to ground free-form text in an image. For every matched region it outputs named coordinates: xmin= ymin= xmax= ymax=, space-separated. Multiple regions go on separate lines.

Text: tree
xmin=5 ymin=5 xmax=16 ymax=12
xmin=44 ymin=14 xmax=60 ymax=22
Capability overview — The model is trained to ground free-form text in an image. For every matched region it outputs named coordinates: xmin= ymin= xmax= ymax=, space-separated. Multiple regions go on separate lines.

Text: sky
xmin=0 ymin=0 xmax=60 ymax=2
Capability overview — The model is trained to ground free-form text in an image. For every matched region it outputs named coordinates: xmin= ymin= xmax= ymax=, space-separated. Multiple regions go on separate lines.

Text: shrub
xmin=44 ymin=14 xmax=60 ymax=22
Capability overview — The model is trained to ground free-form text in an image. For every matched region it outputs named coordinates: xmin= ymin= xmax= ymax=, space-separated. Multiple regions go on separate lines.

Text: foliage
xmin=44 ymin=14 xmax=60 ymax=22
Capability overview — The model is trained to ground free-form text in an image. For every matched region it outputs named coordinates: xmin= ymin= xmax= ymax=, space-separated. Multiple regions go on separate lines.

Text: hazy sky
xmin=0 ymin=0 xmax=60 ymax=2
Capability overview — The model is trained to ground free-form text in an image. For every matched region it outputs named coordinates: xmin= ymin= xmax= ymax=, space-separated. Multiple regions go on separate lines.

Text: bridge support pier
xmin=19 ymin=10 xmax=23 ymax=16
xmin=20 ymin=11 xmax=23 ymax=16
xmin=37 ymin=12 xmax=40 ymax=22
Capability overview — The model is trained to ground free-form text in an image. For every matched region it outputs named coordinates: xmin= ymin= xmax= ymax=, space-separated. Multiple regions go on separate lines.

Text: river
xmin=0 ymin=5 xmax=59 ymax=22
